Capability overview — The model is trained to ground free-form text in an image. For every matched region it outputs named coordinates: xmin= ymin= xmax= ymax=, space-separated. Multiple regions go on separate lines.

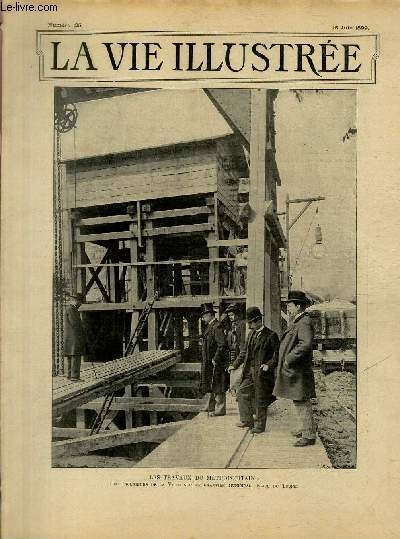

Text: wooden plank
xmin=68 ymin=172 xmax=216 ymax=209
xmin=207 ymin=238 xmax=248 ymax=248
xmin=80 ymin=302 xmax=130 ymax=311
xmin=77 ymin=214 xmax=133 ymax=226
xmin=68 ymin=184 xmax=216 ymax=209
xmin=76 ymin=231 xmax=133 ymax=243
xmin=139 ymin=379 xmax=199 ymax=389
xmin=76 ymin=207 xmax=211 ymax=227
xmin=52 ymin=427 xmax=91 ymax=439
xmin=149 ymin=206 xmax=212 ymax=220
xmin=80 ymin=402 xmax=204 ymax=413
xmin=79 ymin=397 xmax=206 ymax=412
xmin=70 ymin=163 xmax=217 ymax=189
xmin=53 ymin=351 xmax=179 ymax=414
xmin=74 ymin=257 xmax=234 ymax=268
xmin=145 ymin=223 xmax=213 ymax=237
xmin=79 ymin=296 xmax=246 ymax=311
xmin=136 ymin=401 xmax=248 ymax=468
xmin=52 ymin=421 xmax=190 ymax=458
xmin=247 ymin=89 xmax=269 ymax=322
xmin=70 ymin=145 xmax=215 ymax=179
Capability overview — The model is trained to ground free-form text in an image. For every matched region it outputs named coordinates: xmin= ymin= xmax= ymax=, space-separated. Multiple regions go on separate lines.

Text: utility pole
xmin=284 ymin=194 xmax=325 ymax=292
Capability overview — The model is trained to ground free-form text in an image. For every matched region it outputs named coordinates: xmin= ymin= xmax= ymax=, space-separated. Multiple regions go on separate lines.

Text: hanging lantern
xmin=311 ymin=223 xmax=325 ymax=259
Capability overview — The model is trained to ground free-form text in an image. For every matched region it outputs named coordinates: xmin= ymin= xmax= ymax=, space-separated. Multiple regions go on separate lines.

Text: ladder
xmin=124 ymin=292 xmax=159 ymax=357
xmin=89 ymin=294 xmax=158 ymax=435
xmin=90 ymin=392 xmax=115 ymax=436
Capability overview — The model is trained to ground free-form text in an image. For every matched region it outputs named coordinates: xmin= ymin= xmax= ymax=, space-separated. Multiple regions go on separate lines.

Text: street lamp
xmin=311 ymin=223 xmax=326 ymax=259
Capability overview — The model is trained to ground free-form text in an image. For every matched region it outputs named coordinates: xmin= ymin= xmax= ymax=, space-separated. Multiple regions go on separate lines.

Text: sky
xmin=274 ymin=90 xmax=357 ymax=301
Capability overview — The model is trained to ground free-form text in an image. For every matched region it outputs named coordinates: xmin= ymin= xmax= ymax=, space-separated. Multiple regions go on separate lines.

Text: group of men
xmin=200 ymin=290 xmax=317 ymax=447
xmin=63 ymin=288 xmax=317 ymax=447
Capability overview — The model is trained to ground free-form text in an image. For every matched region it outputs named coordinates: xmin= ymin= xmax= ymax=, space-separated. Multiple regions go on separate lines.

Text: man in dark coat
xmin=225 ymin=303 xmax=246 ymax=366
xmin=273 ymin=290 xmax=317 ymax=447
xmin=200 ymin=303 xmax=229 ymax=416
xmin=64 ymin=292 xmax=86 ymax=381
xmin=229 ymin=306 xmax=279 ymax=434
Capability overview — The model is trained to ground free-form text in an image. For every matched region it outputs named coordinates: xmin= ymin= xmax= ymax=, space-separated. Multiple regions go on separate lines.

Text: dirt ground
xmin=313 ymin=369 xmax=357 ymax=468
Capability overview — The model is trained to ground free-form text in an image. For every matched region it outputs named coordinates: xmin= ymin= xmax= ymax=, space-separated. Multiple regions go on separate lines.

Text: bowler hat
xmin=200 ymin=303 xmax=216 ymax=316
xmin=225 ymin=303 xmax=241 ymax=314
xmin=283 ymin=290 xmax=309 ymax=305
xmin=246 ymin=306 xmax=262 ymax=322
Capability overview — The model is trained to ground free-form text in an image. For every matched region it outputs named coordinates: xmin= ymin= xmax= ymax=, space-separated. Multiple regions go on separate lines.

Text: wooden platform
xmin=137 ymin=397 xmax=331 ymax=469
xmin=53 ymin=350 xmax=179 ymax=414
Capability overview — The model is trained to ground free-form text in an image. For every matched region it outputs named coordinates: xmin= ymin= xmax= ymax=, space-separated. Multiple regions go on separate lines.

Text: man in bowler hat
xmin=229 ymin=306 xmax=279 ymax=434
xmin=64 ymin=292 xmax=86 ymax=381
xmin=273 ymin=290 xmax=317 ymax=447
xmin=200 ymin=303 xmax=229 ymax=416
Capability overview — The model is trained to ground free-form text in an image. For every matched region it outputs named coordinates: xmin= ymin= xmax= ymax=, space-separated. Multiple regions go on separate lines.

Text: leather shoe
xmin=251 ymin=427 xmax=265 ymax=434
xmin=294 ymin=437 xmax=316 ymax=447
xmin=213 ymin=412 xmax=226 ymax=417
xmin=291 ymin=430 xmax=302 ymax=438
xmin=236 ymin=422 xmax=252 ymax=428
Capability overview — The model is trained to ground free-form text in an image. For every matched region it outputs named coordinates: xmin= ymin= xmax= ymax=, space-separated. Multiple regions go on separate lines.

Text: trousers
xmin=237 ymin=375 xmax=268 ymax=431
xmin=293 ymin=399 xmax=316 ymax=439
xmin=65 ymin=355 xmax=82 ymax=380
xmin=208 ymin=392 xmax=226 ymax=415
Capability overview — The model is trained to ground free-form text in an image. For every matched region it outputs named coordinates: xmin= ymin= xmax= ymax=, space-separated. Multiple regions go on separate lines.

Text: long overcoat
xmin=64 ymin=304 xmax=86 ymax=356
xmin=273 ymin=312 xmax=316 ymax=401
xmin=232 ymin=326 xmax=279 ymax=408
xmin=200 ymin=318 xmax=229 ymax=395
xmin=227 ymin=319 xmax=247 ymax=363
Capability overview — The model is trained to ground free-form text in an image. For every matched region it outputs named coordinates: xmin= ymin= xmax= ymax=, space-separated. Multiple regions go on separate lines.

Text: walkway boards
xmin=53 ymin=350 xmax=179 ymax=414
xmin=137 ymin=398 xmax=331 ymax=469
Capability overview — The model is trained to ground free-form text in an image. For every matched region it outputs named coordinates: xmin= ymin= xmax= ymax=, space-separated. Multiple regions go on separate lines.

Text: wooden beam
xmin=145 ymin=217 xmax=158 ymax=349
xmin=207 ymin=238 xmax=248 ymax=248
xmin=53 ymin=352 xmax=179 ymax=415
xmin=52 ymin=421 xmax=190 ymax=458
xmin=140 ymin=379 xmax=199 ymax=389
xmin=149 ymin=206 xmax=211 ymax=220
xmin=52 ymin=427 xmax=91 ymax=439
xmin=79 ymin=396 xmax=206 ymax=408
xmin=76 ymin=231 xmax=133 ymax=243
xmin=247 ymin=89 xmax=272 ymax=326
xmin=75 ymin=206 xmax=212 ymax=227
xmin=145 ymin=223 xmax=213 ymax=237
xmin=76 ymin=214 xmax=133 ymax=226
xmin=79 ymin=399 xmax=205 ymax=413
xmin=79 ymin=297 xmax=246 ymax=311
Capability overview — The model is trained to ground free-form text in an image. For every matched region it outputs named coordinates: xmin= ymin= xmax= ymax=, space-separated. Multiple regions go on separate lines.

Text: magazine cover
xmin=2 ymin=2 xmax=399 ymax=538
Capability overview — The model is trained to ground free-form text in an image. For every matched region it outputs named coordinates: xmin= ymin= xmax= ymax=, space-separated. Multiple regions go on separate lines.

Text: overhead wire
xmin=293 ymin=205 xmax=318 ymax=270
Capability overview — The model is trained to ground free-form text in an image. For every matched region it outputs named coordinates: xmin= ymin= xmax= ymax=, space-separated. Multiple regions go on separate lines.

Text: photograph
xmin=52 ymin=87 xmax=356 ymax=469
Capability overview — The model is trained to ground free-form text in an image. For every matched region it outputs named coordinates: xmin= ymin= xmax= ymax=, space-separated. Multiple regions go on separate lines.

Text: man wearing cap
xmin=229 ymin=306 xmax=279 ymax=434
xmin=273 ymin=290 xmax=317 ymax=447
xmin=64 ymin=293 xmax=86 ymax=381
xmin=225 ymin=304 xmax=246 ymax=366
xmin=200 ymin=303 xmax=229 ymax=416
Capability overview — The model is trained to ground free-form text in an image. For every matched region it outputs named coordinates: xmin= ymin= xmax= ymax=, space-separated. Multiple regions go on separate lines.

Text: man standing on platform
xmin=64 ymin=292 xmax=86 ymax=381
xmin=273 ymin=290 xmax=317 ymax=447
xmin=229 ymin=306 xmax=279 ymax=434
xmin=200 ymin=303 xmax=229 ymax=416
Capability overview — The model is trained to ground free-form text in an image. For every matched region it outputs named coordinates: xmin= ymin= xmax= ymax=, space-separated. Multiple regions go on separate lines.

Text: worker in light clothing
xmin=200 ymin=303 xmax=229 ymax=416
xmin=229 ymin=306 xmax=279 ymax=434
xmin=64 ymin=292 xmax=86 ymax=381
xmin=273 ymin=290 xmax=317 ymax=447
